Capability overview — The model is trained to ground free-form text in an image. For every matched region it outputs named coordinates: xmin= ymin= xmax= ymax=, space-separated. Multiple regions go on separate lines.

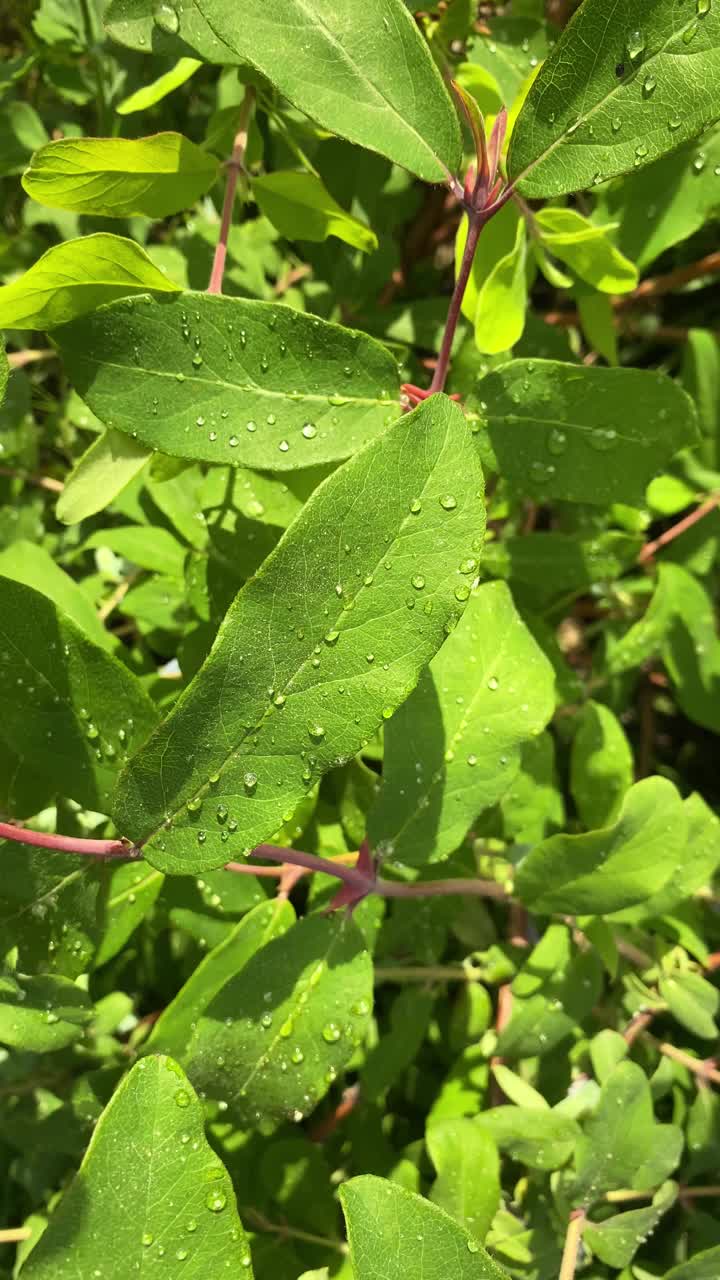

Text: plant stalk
xmin=0 ymin=822 xmax=138 ymax=860
xmin=558 ymin=1209 xmax=586 ymax=1280
xmin=207 ymin=88 xmax=256 ymax=295
xmin=429 ymin=209 xmax=484 ymax=395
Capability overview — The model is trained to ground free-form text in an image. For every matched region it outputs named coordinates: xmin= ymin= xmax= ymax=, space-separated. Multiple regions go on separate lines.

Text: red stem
xmin=207 ymin=87 xmax=256 ymax=296
xmin=0 ymin=821 xmax=137 ymax=860
xmin=429 ymin=209 xmax=484 ymax=396
xmin=638 ymin=492 xmax=720 ymax=564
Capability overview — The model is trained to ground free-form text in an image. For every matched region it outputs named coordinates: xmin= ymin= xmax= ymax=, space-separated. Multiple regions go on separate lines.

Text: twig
xmin=429 ymin=209 xmax=484 ymax=395
xmin=623 ymin=1011 xmax=655 ymax=1046
xmin=616 ymin=250 xmax=720 ymax=309
xmin=638 ymin=493 xmax=720 ymax=565
xmin=0 ymin=1228 xmax=32 ymax=1244
xmin=97 ymin=572 xmax=139 ymax=623
xmin=207 ymin=87 xmax=256 ymax=295
xmin=0 ymin=466 xmax=63 ymax=493
xmin=309 ymin=1082 xmax=361 ymax=1142
xmin=243 ymin=1207 xmax=347 ymax=1254
xmin=607 ymin=1185 xmax=720 ymax=1204
xmin=0 ymin=820 xmax=139 ymax=860
xmin=558 ymin=1209 xmax=586 ymax=1280
xmin=7 ymin=348 xmax=54 ymax=369
xmin=374 ymin=965 xmax=482 ymax=983
xmin=656 ymin=1041 xmax=720 ymax=1086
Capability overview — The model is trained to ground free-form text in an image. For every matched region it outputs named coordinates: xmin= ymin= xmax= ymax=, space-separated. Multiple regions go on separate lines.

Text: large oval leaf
xmin=105 ymin=0 xmax=461 ymax=183
xmin=112 ymin=396 xmax=485 ymax=873
xmin=54 ymin=293 xmax=400 ymax=471
xmin=509 ymin=0 xmax=720 ymax=197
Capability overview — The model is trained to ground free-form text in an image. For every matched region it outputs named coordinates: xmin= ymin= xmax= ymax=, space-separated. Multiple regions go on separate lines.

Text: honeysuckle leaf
xmin=94 ymin=863 xmax=164 ymax=967
xmin=571 ymin=1061 xmax=683 ymax=1206
xmin=477 ymin=1108 xmax=580 ymax=1171
xmin=368 ymin=581 xmax=554 ymax=867
xmin=0 ymin=233 xmax=179 ymax=331
xmin=516 ymin=777 xmax=688 ymax=916
xmin=661 ymin=563 xmax=720 ymax=733
xmin=464 ymin=15 xmax=553 ymax=105
xmin=112 ymin=396 xmax=485 ymax=874
xmin=184 ymin=913 xmax=372 ymax=1128
xmin=146 ymin=898 xmax=294 ymax=1060
xmin=0 ymin=969 xmax=93 ymax=1052
xmin=471 ymin=359 xmax=698 ymax=505
xmin=570 ymin=700 xmax=633 ymax=829
xmin=252 ymin=171 xmax=378 ymax=253
xmin=0 ymin=576 xmax=158 ymax=811
xmin=19 ymin=1056 xmax=255 ymax=1278
xmin=534 ymin=208 xmax=638 ymax=293
xmin=616 ymin=792 xmax=720 ymax=922
xmin=340 ymin=1176 xmax=511 ymax=1280
xmin=496 ymin=924 xmax=602 ymax=1060
xmin=664 ymin=1248 xmax=720 ymax=1280
xmin=427 ymin=1119 xmax=500 ymax=1242
xmin=105 ymin=0 xmax=462 ymax=184
xmin=0 ymin=540 xmax=110 ymax=648
xmin=54 ymin=293 xmax=400 ymax=471
xmin=0 ymin=842 xmax=102 ymax=977
xmin=509 ymin=0 xmax=720 ymax=197
xmin=659 ymin=970 xmax=719 ymax=1040
xmin=583 ymin=1182 xmax=678 ymax=1268
xmin=22 ymin=133 xmax=219 ymax=218
xmin=116 ymin=57 xmax=202 ymax=114
xmin=56 ymin=429 xmax=152 ymax=524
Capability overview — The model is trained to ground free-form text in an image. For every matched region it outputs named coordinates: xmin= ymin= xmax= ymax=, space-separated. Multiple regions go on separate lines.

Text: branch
xmin=207 ymin=87 xmax=256 ymax=295
xmin=0 ymin=1228 xmax=32 ymax=1244
xmin=0 ymin=821 xmax=138 ymax=860
xmin=656 ymin=1040 xmax=720 ymax=1087
xmin=0 ymin=466 xmax=63 ymax=493
xmin=638 ymin=493 xmax=720 ymax=564
xmin=558 ymin=1209 xmax=586 ymax=1280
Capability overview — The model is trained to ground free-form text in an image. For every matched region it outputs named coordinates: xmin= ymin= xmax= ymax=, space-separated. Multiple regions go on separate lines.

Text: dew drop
xmin=411 ymin=574 xmax=426 ymax=590
xmin=548 ymin=427 xmax=568 ymax=455
xmin=228 ymin=435 xmax=239 ymax=448
xmin=243 ymin=772 xmax=258 ymax=793
xmin=642 ymin=74 xmax=657 ymax=97
xmin=440 ymin=494 xmax=457 ymax=511
xmin=308 ymin=722 xmax=326 ymax=742
xmin=153 ymin=1 xmax=179 ymax=34
xmin=409 ymin=497 xmax=422 ymax=514
xmin=142 ymin=1232 xmax=154 ymax=1248
xmin=206 ymin=1190 xmax=227 ymax=1213
xmin=302 ymin=422 xmax=317 ymax=439
xmin=186 ymin=796 xmax=202 ymax=813
xmin=487 ymin=676 xmax=499 ymax=691
xmin=322 ymin=1022 xmax=342 ymax=1043
xmin=454 ymin=583 xmax=470 ymax=602
xmin=175 ymin=1088 xmax=191 ymax=1108
xmin=626 ymin=29 xmax=645 ymax=61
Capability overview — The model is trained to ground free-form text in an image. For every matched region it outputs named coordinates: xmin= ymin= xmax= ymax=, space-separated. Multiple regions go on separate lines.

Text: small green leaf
xmin=659 ymin=971 xmax=719 ymax=1040
xmin=664 ymin=1247 xmax=720 ymax=1280
xmin=0 ymin=540 xmax=110 ymax=647
xmin=477 ymin=1108 xmax=580 ymax=1171
xmin=0 ymin=968 xmax=92 ymax=1052
xmin=497 ymin=923 xmax=602 ymax=1059
xmin=619 ymin=792 xmax=720 ymax=921
xmin=19 ymin=1056 xmax=254 ymax=1277
xmin=509 ymin=0 xmax=720 ymax=197
xmin=252 ymin=171 xmax=378 ymax=253
xmin=0 ymin=576 xmax=158 ymax=811
xmin=583 ymin=1182 xmax=677 ymax=1268
xmin=471 ymin=359 xmax=698 ymax=505
xmin=82 ymin=525 xmax=187 ymax=578
xmin=516 ymin=777 xmax=687 ymax=916
xmin=55 ymin=292 xmax=400 ymax=471
xmin=94 ymin=863 xmax=164 ymax=967
xmin=184 ymin=914 xmax=372 ymax=1128
xmin=57 ymin=429 xmax=152 ymax=525
xmin=340 ymin=1176 xmax=511 ymax=1280
xmin=112 ymin=396 xmax=485 ymax=874
xmin=535 ymin=208 xmax=638 ymax=293
xmin=105 ymin=0 xmax=462 ymax=184
xmin=465 ymin=213 xmax=528 ymax=355
xmin=0 ymin=234 xmax=179 ymax=331
xmin=661 ymin=563 xmax=720 ymax=733
xmin=361 ymin=988 xmax=434 ymax=1101
xmin=427 ymin=1119 xmax=500 ymax=1241
xmin=572 ymin=1060 xmax=683 ymax=1206
xmin=23 ymin=133 xmax=219 ymax=218
xmin=570 ymin=700 xmax=634 ymax=829
xmin=116 ymin=57 xmax=202 ymax=115
xmin=369 ymin=581 xmax=554 ymax=866
xmin=146 ymin=898 xmax=294 ymax=1059
xmin=465 ymin=16 xmax=552 ymax=105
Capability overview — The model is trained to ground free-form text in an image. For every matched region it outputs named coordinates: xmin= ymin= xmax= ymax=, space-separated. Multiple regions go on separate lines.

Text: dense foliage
xmin=1 ymin=1 xmax=720 ymax=1277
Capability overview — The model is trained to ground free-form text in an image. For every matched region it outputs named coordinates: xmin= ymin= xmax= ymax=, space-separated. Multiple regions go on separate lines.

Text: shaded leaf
xmin=659 ymin=971 xmax=719 ymax=1040
xmin=58 ymin=430 xmax=152 ymax=525
xmin=477 ymin=1108 xmax=579 ymax=1171
xmin=570 ymin=700 xmax=633 ymax=829
xmin=583 ymin=1182 xmax=677 ymax=1268
xmin=427 ymin=1118 xmax=500 ymax=1242
xmin=253 ymin=171 xmax=378 ymax=253
xmin=0 ymin=843 xmax=101 ymax=977
xmin=0 ymin=969 xmax=92 ymax=1052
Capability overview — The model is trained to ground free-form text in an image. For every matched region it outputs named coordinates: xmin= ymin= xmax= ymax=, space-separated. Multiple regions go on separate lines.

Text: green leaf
xmin=478 ymin=1108 xmax=580 ymax=1171
xmin=145 ymin=898 xmax=294 ymax=1059
xmin=535 ymin=208 xmax=638 ymax=293
xmin=619 ymin=792 xmax=720 ymax=921
xmin=19 ymin=1056 xmax=254 ymax=1277
xmin=0 ymin=843 xmax=101 ymax=977
xmin=471 ymin=359 xmax=697 ymax=505
xmin=659 ymin=971 xmax=719 ymax=1040
xmin=583 ymin=1182 xmax=677 ymax=1269
xmin=0 ymin=234 xmax=179 ymax=331
xmin=516 ymin=777 xmax=687 ymax=916
xmin=0 ymin=968 xmax=92 ymax=1052
xmin=490 ymin=1065 xmax=549 ymax=1110
xmin=116 ymin=57 xmax=202 ymax=115
xmin=682 ymin=327 xmax=720 ymax=471
xmin=0 ymin=576 xmax=158 ymax=811
xmin=112 ymin=396 xmax=485 ymax=874
xmin=184 ymin=914 xmax=372 ymax=1128
xmin=368 ymin=581 xmax=554 ymax=866
xmin=464 ymin=17 xmax=552 ymax=105
xmin=252 ymin=171 xmax=378 ymax=253
xmin=361 ymin=988 xmax=434 ymax=1100
xmin=606 ymin=566 xmax=677 ymax=676
xmin=0 ymin=101 xmax=48 ymax=176
xmin=94 ymin=863 xmax=164 ymax=967
xmin=481 ymin=530 xmax=642 ymax=605
xmin=461 ymin=212 xmax=528 ymax=356
xmin=23 ymin=133 xmax=219 ymax=218
xmin=598 ymin=126 xmax=720 ymax=270
xmin=496 ymin=924 xmax=602 ymax=1059
xmin=427 ymin=1119 xmax=500 ymax=1242
xmin=340 ymin=1176 xmax=511 ymax=1280
xmin=105 ymin=0 xmax=462 ymax=184
xmin=55 ymin=292 xmax=400 ymax=471
xmin=570 ymin=701 xmax=633 ymax=829
xmin=509 ymin=0 xmax=720 ymax=197
xmin=571 ymin=1060 xmax=683 ymax=1206
xmin=82 ymin=525 xmax=187 ymax=578
xmin=0 ymin=540 xmax=110 ymax=647
xmin=664 ymin=1248 xmax=720 ymax=1280
xmin=661 ymin=563 xmax=720 ymax=733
